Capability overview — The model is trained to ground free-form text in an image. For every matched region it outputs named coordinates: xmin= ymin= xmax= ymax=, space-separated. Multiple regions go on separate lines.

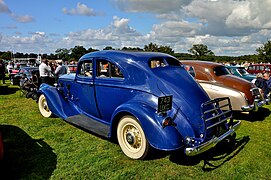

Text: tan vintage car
xmin=182 ymin=60 xmax=265 ymax=112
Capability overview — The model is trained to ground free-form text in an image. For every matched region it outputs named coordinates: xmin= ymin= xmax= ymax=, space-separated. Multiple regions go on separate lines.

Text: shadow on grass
xmin=233 ymin=107 xmax=270 ymax=122
xmin=0 ymin=125 xmax=57 ymax=179
xmin=0 ymin=85 xmax=19 ymax=95
xmin=169 ymin=136 xmax=250 ymax=171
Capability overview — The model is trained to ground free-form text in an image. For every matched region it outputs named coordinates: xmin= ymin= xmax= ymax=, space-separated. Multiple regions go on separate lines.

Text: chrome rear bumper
xmin=241 ymin=98 xmax=266 ymax=112
xmin=185 ymin=120 xmax=241 ymax=156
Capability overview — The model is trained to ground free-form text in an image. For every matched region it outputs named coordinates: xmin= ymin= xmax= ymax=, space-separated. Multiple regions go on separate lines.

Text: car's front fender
xmin=39 ymin=83 xmax=80 ymax=119
xmin=111 ymin=102 xmax=184 ymax=151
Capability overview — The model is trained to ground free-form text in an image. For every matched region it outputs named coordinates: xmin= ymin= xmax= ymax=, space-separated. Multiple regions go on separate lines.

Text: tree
xmin=121 ymin=47 xmax=143 ymax=51
xmin=87 ymin=47 xmax=99 ymax=53
xmin=144 ymin=42 xmax=159 ymax=52
xmin=55 ymin=48 xmax=70 ymax=61
xmin=188 ymin=44 xmax=214 ymax=57
xmin=256 ymin=40 xmax=271 ymax=62
xmin=70 ymin=46 xmax=87 ymax=61
xmin=144 ymin=43 xmax=174 ymax=55
xmin=0 ymin=51 xmax=12 ymax=60
xmin=103 ymin=46 xmax=114 ymax=50
xmin=158 ymin=45 xmax=174 ymax=55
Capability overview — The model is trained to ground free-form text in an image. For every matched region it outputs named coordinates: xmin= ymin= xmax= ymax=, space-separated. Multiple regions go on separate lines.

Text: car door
xmin=94 ymin=59 xmax=126 ymax=122
xmin=72 ymin=59 xmax=101 ymax=118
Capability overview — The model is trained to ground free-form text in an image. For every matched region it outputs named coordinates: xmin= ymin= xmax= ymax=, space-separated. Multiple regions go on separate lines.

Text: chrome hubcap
xmin=124 ymin=125 xmax=141 ymax=149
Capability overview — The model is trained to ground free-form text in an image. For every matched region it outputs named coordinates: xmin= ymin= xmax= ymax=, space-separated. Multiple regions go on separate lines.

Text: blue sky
xmin=1 ymin=0 xmax=271 ymax=56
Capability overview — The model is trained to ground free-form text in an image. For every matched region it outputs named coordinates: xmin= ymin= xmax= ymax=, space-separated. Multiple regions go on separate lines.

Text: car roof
xmin=79 ymin=50 xmax=172 ymax=63
xmin=226 ymin=66 xmax=245 ymax=69
xmin=249 ymin=63 xmax=271 ymax=66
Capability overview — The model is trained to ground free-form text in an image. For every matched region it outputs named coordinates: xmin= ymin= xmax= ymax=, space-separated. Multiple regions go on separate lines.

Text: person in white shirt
xmin=6 ymin=62 xmax=13 ymax=80
xmin=39 ymin=59 xmax=53 ymax=84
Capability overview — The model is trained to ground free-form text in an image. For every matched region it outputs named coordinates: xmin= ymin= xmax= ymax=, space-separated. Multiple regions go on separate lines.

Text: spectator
xmin=0 ymin=60 xmax=5 ymax=84
xmin=55 ymin=62 xmax=67 ymax=80
xmin=6 ymin=62 xmax=13 ymax=80
xmin=39 ymin=59 xmax=53 ymax=84
xmin=255 ymin=73 xmax=269 ymax=99
xmin=263 ymin=72 xmax=271 ymax=90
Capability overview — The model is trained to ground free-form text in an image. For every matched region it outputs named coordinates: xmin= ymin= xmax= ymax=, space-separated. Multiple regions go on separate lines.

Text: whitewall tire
xmin=117 ymin=115 xmax=149 ymax=159
xmin=38 ymin=94 xmax=53 ymax=118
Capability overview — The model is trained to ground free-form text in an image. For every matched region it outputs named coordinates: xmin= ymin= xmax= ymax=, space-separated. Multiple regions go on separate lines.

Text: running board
xmin=65 ymin=114 xmax=110 ymax=138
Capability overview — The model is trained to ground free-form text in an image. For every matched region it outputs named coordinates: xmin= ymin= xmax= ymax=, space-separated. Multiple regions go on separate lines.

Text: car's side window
xmin=96 ymin=60 xmax=124 ymax=79
xmin=79 ymin=60 xmax=93 ymax=77
xmin=184 ymin=65 xmax=196 ymax=77
xmin=228 ymin=68 xmax=234 ymax=74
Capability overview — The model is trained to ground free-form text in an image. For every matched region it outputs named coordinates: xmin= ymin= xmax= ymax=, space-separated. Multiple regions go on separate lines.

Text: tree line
xmin=1 ymin=41 xmax=271 ymax=63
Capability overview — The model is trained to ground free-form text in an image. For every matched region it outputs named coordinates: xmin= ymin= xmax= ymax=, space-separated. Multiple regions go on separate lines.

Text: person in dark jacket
xmin=0 ymin=60 xmax=5 ymax=84
xmin=255 ymin=73 xmax=269 ymax=99
xmin=263 ymin=72 xmax=271 ymax=90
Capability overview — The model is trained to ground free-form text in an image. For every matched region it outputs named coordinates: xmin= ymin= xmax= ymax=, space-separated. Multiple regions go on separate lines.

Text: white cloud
xmin=63 ymin=3 xmax=97 ymax=16
xmin=2 ymin=0 xmax=271 ymax=56
xmin=0 ymin=0 xmax=11 ymax=13
xmin=0 ymin=0 xmax=34 ymax=23
xmin=11 ymin=13 xmax=34 ymax=23
xmin=113 ymin=0 xmax=192 ymax=13
xmin=226 ymin=0 xmax=271 ymax=29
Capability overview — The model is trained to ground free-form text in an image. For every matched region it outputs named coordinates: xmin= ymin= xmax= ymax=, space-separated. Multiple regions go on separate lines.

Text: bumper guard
xmin=185 ymin=120 xmax=241 ymax=156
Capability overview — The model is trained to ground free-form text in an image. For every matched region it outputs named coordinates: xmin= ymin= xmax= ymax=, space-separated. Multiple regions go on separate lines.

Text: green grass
xmin=1 ymin=83 xmax=271 ymax=179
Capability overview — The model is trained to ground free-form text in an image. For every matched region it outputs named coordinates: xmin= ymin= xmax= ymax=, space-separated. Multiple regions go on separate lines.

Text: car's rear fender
xmin=111 ymin=102 xmax=191 ymax=151
xmin=39 ymin=83 xmax=80 ymax=119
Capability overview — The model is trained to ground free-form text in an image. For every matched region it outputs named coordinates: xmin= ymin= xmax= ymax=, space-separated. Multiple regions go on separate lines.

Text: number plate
xmin=158 ymin=95 xmax=172 ymax=113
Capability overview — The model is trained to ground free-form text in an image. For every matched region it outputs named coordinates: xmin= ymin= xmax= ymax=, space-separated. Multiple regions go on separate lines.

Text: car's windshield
xmin=237 ymin=68 xmax=249 ymax=75
xmin=214 ymin=66 xmax=231 ymax=76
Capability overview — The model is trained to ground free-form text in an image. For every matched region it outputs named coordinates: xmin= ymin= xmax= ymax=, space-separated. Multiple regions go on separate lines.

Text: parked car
xmin=11 ymin=67 xmax=39 ymax=86
xmin=182 ymin=60 xmax=265 ymax=112
xmin=64 ymin=64 xmax=77 ymax=74
xmin=247 ymin=63 xmax=271 ymax=75
xmin=226 ymin=66 xmax=256 ymax=82
xmin=38 ymin=51 xmax=240 ymax=159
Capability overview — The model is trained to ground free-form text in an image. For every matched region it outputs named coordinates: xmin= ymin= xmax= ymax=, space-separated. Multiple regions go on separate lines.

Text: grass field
xmin=0 ymin=84 xmax=271 ymax=179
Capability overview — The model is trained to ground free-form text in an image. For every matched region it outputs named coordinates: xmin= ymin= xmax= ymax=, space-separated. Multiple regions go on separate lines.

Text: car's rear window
xmin=214 ymin=66 xmax=231 ymax=76
xmin=149 ymin=57 xmax=182 ymax=69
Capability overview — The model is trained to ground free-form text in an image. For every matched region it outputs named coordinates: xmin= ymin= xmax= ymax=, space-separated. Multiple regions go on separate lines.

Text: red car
xmin=247 ymin=64 xmax=271 ymax=75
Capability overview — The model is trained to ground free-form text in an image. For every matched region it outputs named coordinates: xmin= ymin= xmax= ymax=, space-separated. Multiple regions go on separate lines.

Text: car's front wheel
xmin=38 ymin=94 xmax=53 ymax=117
xmin=117 ymin=115 xmax=150 ymax=159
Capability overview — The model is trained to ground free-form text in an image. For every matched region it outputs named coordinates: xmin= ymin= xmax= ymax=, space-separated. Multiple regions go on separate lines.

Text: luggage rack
xmin=201 ymin=97 xmax=233 ymax=133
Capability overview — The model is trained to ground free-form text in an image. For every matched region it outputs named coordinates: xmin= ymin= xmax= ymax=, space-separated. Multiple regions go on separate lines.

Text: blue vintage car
xmin=38 ymin=51 xmax=241 ymax=159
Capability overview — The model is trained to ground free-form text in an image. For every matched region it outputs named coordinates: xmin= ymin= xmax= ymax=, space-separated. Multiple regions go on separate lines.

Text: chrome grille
xmin=251 ymin=88 xmax=260 ymax=96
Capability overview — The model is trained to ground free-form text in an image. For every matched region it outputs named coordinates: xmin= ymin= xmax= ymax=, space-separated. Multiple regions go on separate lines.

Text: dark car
xmin=38 ymin=51 xmax=240 ymax=159
xmin=226 ymin=66 xmax=256 ymax=82
xmin=11 ymin=67 xmax=39 ymax=86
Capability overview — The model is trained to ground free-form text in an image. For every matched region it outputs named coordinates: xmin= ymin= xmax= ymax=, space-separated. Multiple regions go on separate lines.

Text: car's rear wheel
xmin=117 ymin=115 xmax=149 ymax=159
xmin=38 ymin=94 xmax=53 ymax=117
